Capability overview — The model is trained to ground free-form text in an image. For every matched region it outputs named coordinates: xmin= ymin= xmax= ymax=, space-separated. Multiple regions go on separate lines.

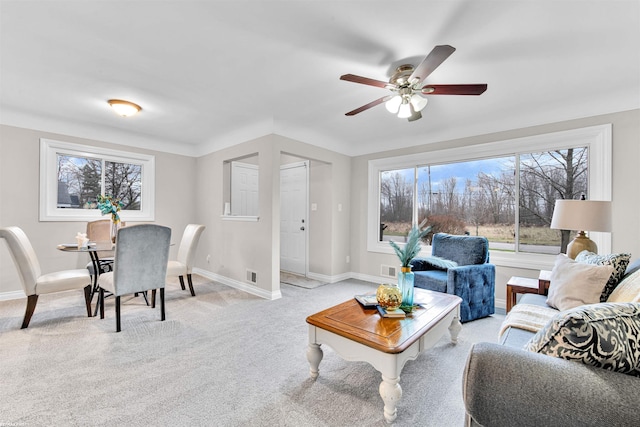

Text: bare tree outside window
xmin=105 ymin=161 xmax=142 ymax=210
xmin=380 ymin=168 xmax=414 ymax=242
xmin=519 ymin=148 xmax=588 ymax=253
xmin=378 ymin=148 xmax=588 ymax=255
xmin=57 ymin=155 xmax=101 ymax=208
xmin=56 ymin=155 xmax=142 ymax=211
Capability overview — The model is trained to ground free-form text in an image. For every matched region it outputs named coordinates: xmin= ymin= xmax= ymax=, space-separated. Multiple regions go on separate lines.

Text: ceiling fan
xmin=340 ymin=45 xmax=487 ymax=122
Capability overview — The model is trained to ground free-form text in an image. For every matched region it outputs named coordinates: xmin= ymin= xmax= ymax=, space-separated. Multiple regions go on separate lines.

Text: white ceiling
xmin=1 ymin=1 xmax=639 ymax=157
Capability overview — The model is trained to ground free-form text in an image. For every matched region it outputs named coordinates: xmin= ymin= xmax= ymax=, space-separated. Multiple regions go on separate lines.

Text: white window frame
xmin=39 ymin=138 xmax=155 ymax=222
xmin=367 ymin=124 xmax=612 ymax=270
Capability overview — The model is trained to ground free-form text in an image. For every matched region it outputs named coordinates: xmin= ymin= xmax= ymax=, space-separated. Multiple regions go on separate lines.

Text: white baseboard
xmin=0 ymin=290 xmax=25 ymax=301
xmin=193 ymin=268 xmax=282 ymax=300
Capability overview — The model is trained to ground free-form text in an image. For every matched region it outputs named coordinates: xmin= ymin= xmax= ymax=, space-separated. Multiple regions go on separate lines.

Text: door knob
xmin=300 ymin=226 xmax=305 ymax=231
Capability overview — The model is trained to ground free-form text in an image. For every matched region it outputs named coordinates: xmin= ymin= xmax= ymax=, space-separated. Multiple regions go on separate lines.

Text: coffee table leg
xmin=307 ymin=343 xmax=323 ymax=379
xmin=449 ymin=316 xmax=462 ymax=343
xmin=379 ymin=374 xmax=402 ymax=423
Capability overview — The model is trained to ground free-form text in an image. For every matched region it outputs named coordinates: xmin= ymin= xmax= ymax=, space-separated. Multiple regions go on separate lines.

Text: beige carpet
xmin=0 ymin=275 xmax=504 ymax=426
xmin=280 ymin=271 xmax=328 ymax=289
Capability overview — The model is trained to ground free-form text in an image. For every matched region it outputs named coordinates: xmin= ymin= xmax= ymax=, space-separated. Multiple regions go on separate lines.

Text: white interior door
xmin=231 ymin=161 xmax=259 ymax=216
xmin=280 ymin=161 xmax=308 ymax=275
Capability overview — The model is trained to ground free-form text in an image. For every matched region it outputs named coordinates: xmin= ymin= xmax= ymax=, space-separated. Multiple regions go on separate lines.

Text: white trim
xmin=367 ymin=124 xmax=612 ymax=266
xmin=39 ymin=138 xmax=155 ymax=222
xmin=193 ymin=268 xmax=282 ymax=300
xmin=0 ymin=290 xmax=26 ymax=301
xmin=220 ymin=215 xmax=260 ymax=222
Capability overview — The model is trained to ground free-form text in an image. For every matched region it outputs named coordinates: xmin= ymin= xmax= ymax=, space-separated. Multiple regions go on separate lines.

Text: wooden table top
xmin=306 ymin=289 xmax=462 ymax=354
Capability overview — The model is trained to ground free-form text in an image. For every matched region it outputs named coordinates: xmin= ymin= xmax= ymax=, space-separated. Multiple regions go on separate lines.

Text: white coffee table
xmin=306 ymin=288 xmax=462 ymax=423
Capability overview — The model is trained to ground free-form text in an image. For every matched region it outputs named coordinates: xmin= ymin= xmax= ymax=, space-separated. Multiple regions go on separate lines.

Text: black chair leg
xmin=151 ymin=289 xmax=156 ymax=308
xmin=115 ymin=295 xmax=121 ymax=332
xmin=187 ymin=274 xmax=196 ymax=297
xmin=160 ymin=288 xmax=165 ymax=321
xmin=178 ymin=276 xmax=186 ymax=291
xmin=83 ymin=285 xmax=92 ymax=317
xmin=99 ymin=288 xmax=105 ymax=319
xmin=21 ymin=294 xmax=38 ymax=329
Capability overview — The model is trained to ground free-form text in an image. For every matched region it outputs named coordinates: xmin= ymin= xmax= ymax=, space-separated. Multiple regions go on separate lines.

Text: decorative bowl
xmin=376 ymin=283 xmax=402 ymax=310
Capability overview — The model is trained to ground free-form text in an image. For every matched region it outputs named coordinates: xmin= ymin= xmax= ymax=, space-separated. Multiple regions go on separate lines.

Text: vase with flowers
xmin=96 ymin=195 xmax=124 ymax=243
xmin=389 ymin=219 xmax=432 ymax=313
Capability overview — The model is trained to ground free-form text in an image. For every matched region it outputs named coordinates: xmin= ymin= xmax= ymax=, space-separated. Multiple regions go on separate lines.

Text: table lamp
xmin=550 ymin=199 xmax=612 ymax=259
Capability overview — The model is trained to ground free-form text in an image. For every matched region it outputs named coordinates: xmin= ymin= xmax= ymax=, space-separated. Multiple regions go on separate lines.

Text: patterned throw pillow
xmin=525 ymin=303 xmax=640 ymax=377
xmin=608 ymin=268 xmax=640 ymax=303
xmin=575 ymin=251 xmax=631 ymax=302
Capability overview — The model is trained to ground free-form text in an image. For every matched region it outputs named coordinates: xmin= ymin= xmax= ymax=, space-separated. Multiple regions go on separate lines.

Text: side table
xmin=506 ymin=270 xmax=551 ymax=313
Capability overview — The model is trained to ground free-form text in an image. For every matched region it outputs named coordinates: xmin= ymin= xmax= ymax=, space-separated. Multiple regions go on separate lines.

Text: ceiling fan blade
xmin=345 ymin=95 xmax=392 ymax=116
xmin=340 ymin=74 xmax=395 ymax=89
xmin=421 ymin=84 xmax=488 ymax=95
xmin=407 ymin=110 xmax=422 ymax=122
xmin=408 ymin=45 xmax=456 ymax=86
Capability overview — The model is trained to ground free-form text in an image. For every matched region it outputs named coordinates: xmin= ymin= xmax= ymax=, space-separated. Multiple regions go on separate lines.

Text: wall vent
xmin=380 ymin=265 xmax=397 ymax=278
xmin=246 ymin=269 xmax=257 ymax=284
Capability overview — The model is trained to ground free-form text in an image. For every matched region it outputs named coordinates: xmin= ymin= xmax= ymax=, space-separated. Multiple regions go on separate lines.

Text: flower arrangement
xmin=96 ymin=195 xmax=124 ymax=223
xmin=389 ymin=219 xmax=432 ymax=267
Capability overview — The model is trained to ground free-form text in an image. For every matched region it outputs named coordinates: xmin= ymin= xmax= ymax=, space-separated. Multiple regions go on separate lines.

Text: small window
xmin=40 ymin=139 xmax=155 ymax=221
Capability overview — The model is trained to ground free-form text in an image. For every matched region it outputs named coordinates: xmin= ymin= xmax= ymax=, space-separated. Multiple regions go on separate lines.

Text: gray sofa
xmin=462 ymin=260 xmax=640 ymax=427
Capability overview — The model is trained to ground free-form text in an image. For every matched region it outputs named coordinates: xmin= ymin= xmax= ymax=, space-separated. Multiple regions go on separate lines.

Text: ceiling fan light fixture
xmin=385 ymin=95 xmax=402 ymax=113
xmin=397 ymin=100 xmax=412 ymax=119
xmin=410 ymin=94 xmax=428 ymax=112
xmin=108 ymin=99 xmax=142 ymax=117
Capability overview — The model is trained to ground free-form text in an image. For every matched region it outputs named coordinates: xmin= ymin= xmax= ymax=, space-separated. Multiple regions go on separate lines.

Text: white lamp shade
xmin=550 ymin=200 xmax=612 ymax=232
xmin=410 ymin=94 xmax=428 ymax=112
xmin=397 ymin=101 xmax=412 ymax=118
xmin=385 ymin=95 xmax=402 ymax=113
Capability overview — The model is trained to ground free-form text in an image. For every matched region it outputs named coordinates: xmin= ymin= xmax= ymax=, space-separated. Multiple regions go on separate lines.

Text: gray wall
xmin=193 ymin=134 xmax=351 ymax=297
xmin=0 ymin=124 xmax=196 ymax=294
xmin=2 ymin=109 xmax=638 ymax=307
xmin=349 ymin=109 xmax=640 ymax=307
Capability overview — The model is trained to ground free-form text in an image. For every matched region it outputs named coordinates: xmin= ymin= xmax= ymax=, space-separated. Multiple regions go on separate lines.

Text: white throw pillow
xmin=608 ymin=268 xmax=640 ymax=303
xmin=546 ymin=254 xmax=614 ymax=311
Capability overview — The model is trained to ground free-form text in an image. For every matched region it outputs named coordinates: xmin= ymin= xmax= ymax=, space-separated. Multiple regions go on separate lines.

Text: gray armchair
xmin=411 ymin=233 xmax=495 ymax=322
xmin=98 ymin=224 xmax=171 ymax=332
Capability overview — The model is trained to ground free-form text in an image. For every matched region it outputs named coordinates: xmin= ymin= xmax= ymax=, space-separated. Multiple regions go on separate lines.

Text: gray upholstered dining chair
xmin=166 ymin=224 xmax=205 ymax=296
xmin=97 ymin=224 xmax=171 ymax=332
xmin=0 ymin=226 xmax=92 ymax=329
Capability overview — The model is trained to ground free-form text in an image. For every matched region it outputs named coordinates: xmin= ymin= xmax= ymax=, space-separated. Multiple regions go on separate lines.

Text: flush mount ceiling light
xmin=107 ymin=99 xmax=142 ymax=117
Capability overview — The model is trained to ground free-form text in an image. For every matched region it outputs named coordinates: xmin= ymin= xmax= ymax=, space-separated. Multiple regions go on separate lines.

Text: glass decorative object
xmin=110 ymin=217 xmax=120 ymax=244
xmin=376 ymin=283 xmax=402 ymax=310
xmin=398 ymin=267 xmax=415 ymax=311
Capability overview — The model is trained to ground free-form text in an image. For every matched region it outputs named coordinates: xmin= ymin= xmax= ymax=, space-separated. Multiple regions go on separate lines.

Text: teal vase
xmin=398 ymin=267 xmax=415 ymax=311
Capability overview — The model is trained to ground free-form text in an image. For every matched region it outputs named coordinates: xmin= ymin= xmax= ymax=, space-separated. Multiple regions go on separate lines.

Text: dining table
xmin=56 ymin=241 xmax=117 ymax=314
xmin=57 ymin=239 xmax=167 ymax=314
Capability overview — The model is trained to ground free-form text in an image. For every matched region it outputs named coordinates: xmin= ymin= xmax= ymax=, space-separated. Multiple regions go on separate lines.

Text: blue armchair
xmin=411 ymin=233 xmax=495 ymax=322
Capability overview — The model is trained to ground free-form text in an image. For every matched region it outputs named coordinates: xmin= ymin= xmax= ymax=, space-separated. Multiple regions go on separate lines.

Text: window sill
xmin=221 ymin=215 xmax=259 ymax=222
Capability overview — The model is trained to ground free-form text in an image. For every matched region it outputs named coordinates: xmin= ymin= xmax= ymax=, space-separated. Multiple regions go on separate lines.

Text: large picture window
xmin=40 ymin=139 xmax=155 ymax=221
xmin=368 ymin=125 xmax=611 ymax=268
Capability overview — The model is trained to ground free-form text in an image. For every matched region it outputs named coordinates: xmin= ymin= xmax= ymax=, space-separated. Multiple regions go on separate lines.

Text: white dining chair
xmin=166 ymin=224 xmax=205 ymax=296
xmin=0 ymin=226 xmax=92 ymax=329
xmin=98 ymin=224 xmax=171 ymax=332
